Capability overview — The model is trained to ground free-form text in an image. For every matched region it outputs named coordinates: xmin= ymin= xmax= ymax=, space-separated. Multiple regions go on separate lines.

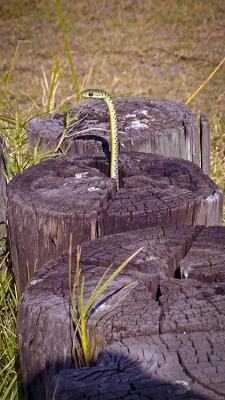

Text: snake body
xmin=81 ymin=89 xmax=119 ymax=189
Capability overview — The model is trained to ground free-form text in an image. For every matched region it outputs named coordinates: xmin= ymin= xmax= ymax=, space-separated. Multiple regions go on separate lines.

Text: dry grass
xmin=0 ymin=0 xmax=224 ymax=199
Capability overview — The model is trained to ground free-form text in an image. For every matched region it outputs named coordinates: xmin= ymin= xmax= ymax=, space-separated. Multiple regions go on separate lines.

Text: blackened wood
xmin=0 ymin=138 xmax=6 ymax=233
xmin=200 ymin=113 xmax=211 ymax=176
xmin=17 ymin=224 xmax=201 ymax=400
xmin=7 ymin=152 xmax=223 ymax=293
xmin=7 ymin=156 xmax=116 ymax=293
xmin=48 ymin=332 xmax=225 ymax=400
xmin=158 ymin=278 xmax=225 ymax=334
xmin=180 ymin=226 xmax=225 ymax=282
xmin=27 ymin=97 xmax=201 ymax=166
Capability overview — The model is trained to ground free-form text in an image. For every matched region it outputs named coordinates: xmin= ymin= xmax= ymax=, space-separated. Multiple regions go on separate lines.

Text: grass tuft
xmin=69 ymin=238 xmax=144 ymax=368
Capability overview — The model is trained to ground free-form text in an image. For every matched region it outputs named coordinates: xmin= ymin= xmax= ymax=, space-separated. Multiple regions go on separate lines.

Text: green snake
xmin=81 ymin=89 xmax=119 ymax=189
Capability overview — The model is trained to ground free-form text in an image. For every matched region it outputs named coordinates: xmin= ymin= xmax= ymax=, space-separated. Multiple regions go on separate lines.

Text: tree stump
xmin=27 ymin=97 xmax=209 ymax=172
xmin=17 ymin=225 xmax=225 ymax=400
xmin=180 ymin=225 xmax=225 ymax=282
xmin=0 ymin=138 xmax=7 ymax=234
xmin=7 ymin=152 xmax=223 ymax=293
xmin=49 ymin=332 xmax=225 ymax=400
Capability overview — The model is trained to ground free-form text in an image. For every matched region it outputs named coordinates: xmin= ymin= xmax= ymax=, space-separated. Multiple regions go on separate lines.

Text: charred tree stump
xmin=180 ymin=225 xmax=225 ymax=282
xmin=7 ymin=152 xmax=223 ymax=293
xmin=200 ymin=113 xmax=211 ymax=176
xmin=27 ymin=97 xmax=205 ymax=170
xmin=49 ymin=331 xmax=225 ymax=400
xmin=0 ymin=138 xmax=7 ymax=234
xmin=17 ymin=225 xmax=225 ymax=400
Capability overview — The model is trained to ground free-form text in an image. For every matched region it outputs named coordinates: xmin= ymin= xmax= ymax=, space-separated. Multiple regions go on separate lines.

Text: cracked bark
xmin=17 ymin=225 xmax=225 ymax=400
xmin=7 ymin=152 xmax=222 ymax=294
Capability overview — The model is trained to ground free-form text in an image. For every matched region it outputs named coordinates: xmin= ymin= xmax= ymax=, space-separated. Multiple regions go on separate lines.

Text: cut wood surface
xmin=49 ymin=331 xmax=225 ymax=400
xmin=27 ymin=97 xmax=202 ymax=168
xmin=7 ymin=152 xmax=223 ymax=293
xmin=180 ymin=225 xmax=225 ymax=282
xmin=17 ymin=225 xmax=225 ymax=400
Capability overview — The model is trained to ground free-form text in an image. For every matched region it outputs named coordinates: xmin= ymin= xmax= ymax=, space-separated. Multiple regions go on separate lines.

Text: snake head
xmin=80 ymin=89 xmax=109 ymax=100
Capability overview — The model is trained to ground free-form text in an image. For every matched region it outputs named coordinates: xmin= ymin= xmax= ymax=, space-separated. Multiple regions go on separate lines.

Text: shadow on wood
xmin=27 ymin=97 xmax=205 ymax=170
xmin=48 ymin=331 xmax=225 ymax=400
xmin=17 ymin=225 xmax=225 ymax=400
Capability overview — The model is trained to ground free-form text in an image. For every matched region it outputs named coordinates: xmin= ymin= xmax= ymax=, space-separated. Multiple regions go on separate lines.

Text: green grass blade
xmin=186 ymin=56 xmax=225 ymax=105
xmin=55 ymin=0 xmax=81 ymax=103
xmin=87 ymin=247 xmax=144 ymax=313
xmin=0 ymin=372 xmax=18 ymax=400
xmin=88 ymin=281 xmax=138 ymax=363
xmin=46 ymin=57 xmax=59 ymax=115
xmin=0 ymin=44 xmax=19 ymax=112
xmin=83 ymin=264 xmax=114 ymax=320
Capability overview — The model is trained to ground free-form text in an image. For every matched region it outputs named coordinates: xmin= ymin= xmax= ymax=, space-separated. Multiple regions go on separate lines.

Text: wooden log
xmin=48 ymin=331 xmax=225 ymax=400
xmin=158 ymin=278 xmax=225 ymax=334
xmin=0 ymin=137 xmax=7 ymax=234
xmin=7 ymin=152 xmax=223 ymax=293
xmin=17 ymin=225 xmax=225 ymax=400
xmin=27 ymin=97 xmax=201 ymax=166
xmin=17 ymin=224 xmax=201 ymax=400
xmin=180 ymin=226 xmax=225 ymax=282
xmin=200 ymin=113 xmax=211 ymax=176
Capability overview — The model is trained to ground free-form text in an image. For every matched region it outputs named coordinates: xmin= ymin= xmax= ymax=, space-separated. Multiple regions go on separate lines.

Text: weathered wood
xmin=27 ymin=97 xmax=201 ymax=166
xmin=180 ymin=226 xmax=225 ymax=282
xmin=7 ymin=157 xmax=116 ymax=293
xmin=159 ymin=279 xmax=225 ymax=333
xmin=0 ymin=138 xmax=7 ymax=234
xmin=16 ymin=225 xmax=225 ymax=400
xmin=7 ymin=152 xmax=223 ymax=293
xmin=48 ymin=331 xmax=225 ymax=400
xmin=200 ymin=113 xmax=211 ymax=176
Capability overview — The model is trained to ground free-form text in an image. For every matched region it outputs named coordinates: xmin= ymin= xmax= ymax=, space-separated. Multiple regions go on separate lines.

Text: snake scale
xmin=81 ymin=89 xmax=119 ymax=190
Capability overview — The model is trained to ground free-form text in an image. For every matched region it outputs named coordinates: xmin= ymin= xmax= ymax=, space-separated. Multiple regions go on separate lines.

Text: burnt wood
xmin=7 ymin=152 xmax=223 ymax=294
xmin=49 ymin=331 xmax=225 ymax=400
xmin=17 ymin=225 xmax=225 ymax=400
xmin=180 ymin=225 xmax=225 ymax=282
xmin=27 ymin=97 xmax=202 ymax=168
xmin=0 ymin=138 xmax=6 ymax=233
xmin=200 ymin=113 xmax=211 ymax=176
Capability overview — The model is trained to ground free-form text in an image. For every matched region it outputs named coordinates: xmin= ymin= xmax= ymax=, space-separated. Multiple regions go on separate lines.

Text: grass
xmin=0 ymin=246 xmax=24 ymax=400
xmin=0 ymin=0 xmax=224 ymax=397
xmin=69 ymin=241 xmax=143 ymax=368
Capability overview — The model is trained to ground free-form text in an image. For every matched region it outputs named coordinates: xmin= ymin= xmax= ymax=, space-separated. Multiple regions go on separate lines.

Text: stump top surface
xmin=21 ymin=224 xmax=198 ymax=301
xmin=7 ymin=155 xmax=116 ymax=213
xmin=28 ymin=97 xmax=195 ymax=144
xmin=7 ymin=152 xmax=217 ymax=215
xmin=180 ymin=225 xmax=225 ymax=282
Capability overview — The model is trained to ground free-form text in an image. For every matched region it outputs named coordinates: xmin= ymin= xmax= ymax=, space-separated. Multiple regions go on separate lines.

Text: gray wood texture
xmin=180 ymin=225 xmax=225 ymax=282
xmin=17 ymin=225 xmax=225 ymax=400
xmin=49 ymin=331 xmax=225 ymax=400
xmin=27 ymin=97 xmax=202 ymax=168
xmin=7 ymin=152 xmax=223 ymax=294
xmin=200 ymin=113 xmax=211 ymax=176
xmin=0 ymin=138 xmax=6 ymax=233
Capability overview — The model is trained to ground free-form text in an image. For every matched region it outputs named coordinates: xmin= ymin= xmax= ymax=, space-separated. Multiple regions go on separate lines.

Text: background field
xmin=0 ymin=0 xmax=224 ymax=200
